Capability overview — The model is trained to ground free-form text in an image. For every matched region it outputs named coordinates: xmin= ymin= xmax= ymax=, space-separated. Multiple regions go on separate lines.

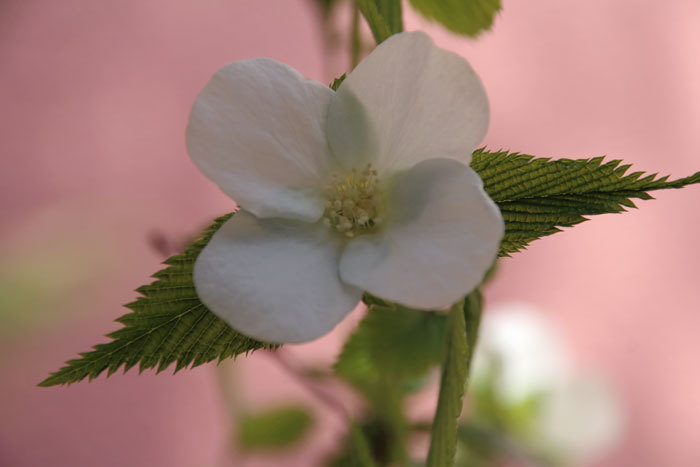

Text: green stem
xmin=350 ymin=1 xmax=362 ymax=68
xmin=375 ymin=383 xmax=409 ymax=465
xmin=463 ymin=289 xmax=483 ymax=373
xmin=349 ymin=423 xmax=377 ymax=467
xmin=427 ymin=290 xmax=482 ymax=466
xmin=356 ymin=0 xmax=392 ymax=44
xmin=268 ymin=351 xmax=375 ymax=466
xmin=377 ymin=0 xmax=403 ymax=34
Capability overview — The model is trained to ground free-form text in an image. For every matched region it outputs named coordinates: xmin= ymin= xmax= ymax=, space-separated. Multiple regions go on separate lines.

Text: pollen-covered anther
xmin=322 ymin=163 xmax=384 ymax=237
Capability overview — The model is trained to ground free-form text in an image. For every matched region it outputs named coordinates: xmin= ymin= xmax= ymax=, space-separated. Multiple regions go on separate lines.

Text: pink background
xmin=1 ymin=0 xmax=699 ymax=465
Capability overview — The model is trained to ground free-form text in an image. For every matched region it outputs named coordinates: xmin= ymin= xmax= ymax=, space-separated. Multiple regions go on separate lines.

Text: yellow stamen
xmin=321 ymin=163 xmax=384 ymax=237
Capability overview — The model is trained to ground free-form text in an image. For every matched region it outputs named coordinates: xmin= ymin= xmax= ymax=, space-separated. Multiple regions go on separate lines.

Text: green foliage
xmin=237 ymin=405 xmax=314 ymax=451
xmin=426 ymin=296 xmax=472 ymax=467
xmin=335 ymin=298 xmax=449 ymax=464
xmin=455 ymin=423 xmax=551 ymax=467
xmin=335 ymin=299 xmax=448 ymax=388
xmin=40 ymin=151 xmax=699 ymax=387
xmin=330 ymin=74 xmax=346 ymax=91
xmin=471 ymin=149 xmax=700 ymax=256
xmin=461 ymin=364 xmax=561 ymax=466
xmin=38 ymin=214 xmax=270 ymax=387
xmin=409 ymin=0 xmax=501 ymax=37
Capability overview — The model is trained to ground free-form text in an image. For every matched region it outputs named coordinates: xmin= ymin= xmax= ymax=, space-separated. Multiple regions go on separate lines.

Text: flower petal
xmin=339 ymin=158 xmax=503 ymax=310
xmin=194 ymin=212 xmax=362 ymax=343
xmin=327 ymin=31 xmax=489 ymax=172
xmin=187 ymin=58 xmax=334 ymax=221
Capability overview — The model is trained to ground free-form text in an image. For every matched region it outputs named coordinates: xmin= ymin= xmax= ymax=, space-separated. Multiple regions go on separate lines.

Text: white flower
xmin=472 ymin=302 xmax=623 ymax=463
xmin=473 ymin=302 xmax=570 ymax=403
xmin=186 ymin=32 xmax=504 ymax=344
xmin=538 ymin=375 xmax=622 ymax=464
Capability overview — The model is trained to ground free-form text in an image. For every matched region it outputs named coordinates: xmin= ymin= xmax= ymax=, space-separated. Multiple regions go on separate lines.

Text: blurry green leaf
xmin=471 ymin=149 xmax=700 ymax=256
xmin=456 ymin=424 xmax=509 ymax=465
xmin=456 ymin=423 xmax=533 ymax=466
xmin=238 ymin=405 xmax=314 ymax=451
xmin=471 ymin=374 xmax=542 ymax=436
xmin=0 ymin=207 xmax=116 ymax=337
xmin=456 ymin=421 xmax=561 ymax=467
xmin=335 ymin=300 xmax=448 ymax=387
xmin=39 ymin=214 xmax=271 ymax=387
xmin=335 ymin=298 xmax=446 ymax=464
xmin=426 ymin=296 xmax=471 ymax=467
xmin=466 ymin=361 xmax=561 ymax=466
xmin=409 ymin=0 xmax=501 ymax=37
xmin=0 ymin=245 xmax=102 ymax=332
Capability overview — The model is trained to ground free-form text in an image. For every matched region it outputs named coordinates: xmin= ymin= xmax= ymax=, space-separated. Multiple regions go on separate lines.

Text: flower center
xmin=322 ymin=163 xmax=384 ymax=238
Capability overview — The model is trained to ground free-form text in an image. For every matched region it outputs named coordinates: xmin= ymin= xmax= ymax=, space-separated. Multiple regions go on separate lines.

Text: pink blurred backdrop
xmin=1 ymin=0 xmax=699 ymax=466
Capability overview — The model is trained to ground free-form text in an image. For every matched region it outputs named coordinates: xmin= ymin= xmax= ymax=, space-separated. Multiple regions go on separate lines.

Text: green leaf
xmin=335 ymin=299 xmax=446 ymax=464
xmin=409 ymin=0 xmax=501 ymax=37
xmin=470 ymin=149 xmax=700 ymax=256
xmin=426 ymin=295 xmax=475 ymax=467
xmin=38 ymin=213 xmax=271 ymax=387
xmin=335 ymin=299 xmax=448 ymax=388
xmin=41 ymin=150 xmax=699 ymax=387
xmin=238 ymin=405 xmax=314 ymax=451
xmin=330 ymin=74 xmax=347 ymax=91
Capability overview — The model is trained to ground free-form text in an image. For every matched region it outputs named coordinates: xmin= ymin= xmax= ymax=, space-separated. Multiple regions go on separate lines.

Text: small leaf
xmin=409 ymin=0 xmax=502 ymax=37
xmin=39 ymin=213 xmax=271 ymax=387
xmin=238 ymin=405 xmax=314 ymax=451
xmin=426 ymin=295 xmax=474 ymax=467
xmin=330 ymin=74 xmax=347 ymax=91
